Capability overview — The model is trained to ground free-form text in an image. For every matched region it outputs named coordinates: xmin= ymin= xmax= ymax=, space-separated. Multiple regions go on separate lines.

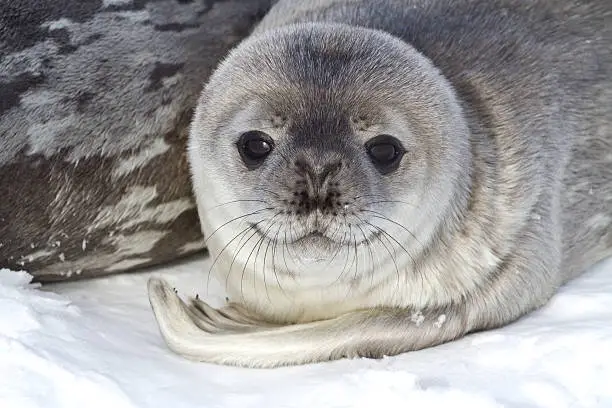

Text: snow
xmin=1 ymin=256 xmax=611 ymax=408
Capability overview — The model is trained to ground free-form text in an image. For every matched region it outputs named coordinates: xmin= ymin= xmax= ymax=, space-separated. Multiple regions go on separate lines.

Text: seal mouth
xmin=250 ymin=223 xmax=337 ymax=245
xmin=291 ymin=231 xmax=334 ymax=245
xmin=249 ymin=223 xmax=379 ymax=246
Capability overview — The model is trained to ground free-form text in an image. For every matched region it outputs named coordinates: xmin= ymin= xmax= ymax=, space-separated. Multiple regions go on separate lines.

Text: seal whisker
xmin=262 ymin=224 xmax=281 ymax=303
xmin=355 ymin=222 xmax=377 ymax=282
xmin=285 ymin=221 xmax=303 ymax=261
xmin=261 ymin=225 xmax=276 ymax=304
xmin=281 ymin=229 xmax=292 ymax=279
xmin=204 ymin=208 xmax=272 ymax=246
xmin=205 ymin=199 xmax=272 ymax=212
xmin=371 ymin=226 xmax=402 ymax=297
xmin=362 ymin=219 xmax=416 ymax=265
xmin=222 ymin=219 xmax=270 ymax=295
xmin=243 ymin=213 xmax=282 ymax=304
xmin=325 ymin=228 xmax=348 ymax=267
xmin=342 ymin=228 xmax=361 ymax=301
xmin=359 ymin=199 xmax=418 ymax=208
xmin=206 ymin=222 xmax=259 ymax=295
xmin=330 ymin=224 xmax=355 ymax=286
xmin=352 ymin=213 xmax=402 ymax=292
xmin=229 ymin=217 xmax=277 ymax=302
xmin=364 ymin=226 xmax=380 ymax=291
xmin=353 ymin=228 xmax=359 ymax=280
xmin=361 ymin=209 xmax=425 ymax=251
xmin=271 ymin=224 xmax=291 ymax=300
xmin=250 ymin=232 xmax=269 ymax=304
xmin=257 ymin=187 xmax=281 ymax=199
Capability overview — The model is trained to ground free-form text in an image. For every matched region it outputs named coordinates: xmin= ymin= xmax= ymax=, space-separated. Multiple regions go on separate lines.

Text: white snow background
xmin=1 ymin=255 xmax=611 ymax=408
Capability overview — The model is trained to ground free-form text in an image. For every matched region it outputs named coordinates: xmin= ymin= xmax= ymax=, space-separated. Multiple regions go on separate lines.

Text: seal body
xmin=148 ymin=0 xmax=612 ymax=367
xmin=0 ymin=0 xmax=273 ymax=281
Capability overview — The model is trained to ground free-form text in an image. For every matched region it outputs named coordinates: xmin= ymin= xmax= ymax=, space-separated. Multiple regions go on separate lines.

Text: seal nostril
xmin=320 ymin=160 xmax=343 ymax=183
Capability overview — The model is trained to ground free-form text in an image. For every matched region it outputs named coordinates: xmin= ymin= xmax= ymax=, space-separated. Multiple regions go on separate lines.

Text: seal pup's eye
xmin=364 ymin=134 xmax=406 ymax=174
xmin=236 ymin=130 xmax=275 ymax=170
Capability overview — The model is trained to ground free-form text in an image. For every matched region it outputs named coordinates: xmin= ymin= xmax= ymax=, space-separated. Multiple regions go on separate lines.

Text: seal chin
xmin=290 ymin=232 xmax=343 ymax=265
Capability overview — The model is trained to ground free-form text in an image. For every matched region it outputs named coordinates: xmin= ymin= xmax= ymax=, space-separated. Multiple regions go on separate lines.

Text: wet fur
xmin=149 ymin=0 xmax=612 ymax=367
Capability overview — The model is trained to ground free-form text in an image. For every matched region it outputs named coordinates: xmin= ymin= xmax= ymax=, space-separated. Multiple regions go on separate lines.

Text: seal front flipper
xmin=149 ymin=299 xmax=466 ymax=367
xmin=189 ymin=296 xmax=279 ymax=332
xmin=148 ymin=277 xmax=467 ymax=367
xmin=147 ymin=277 xmax=212 ymax=353
xmin=148 ymin=278 xmax=273 ymax=339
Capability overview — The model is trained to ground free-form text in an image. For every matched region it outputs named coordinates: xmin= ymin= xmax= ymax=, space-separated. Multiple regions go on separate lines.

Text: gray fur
xmin=0 ymin=0 xmax=273 ymax=280
xmin=148 ymin=0 xmax=612 ymax=367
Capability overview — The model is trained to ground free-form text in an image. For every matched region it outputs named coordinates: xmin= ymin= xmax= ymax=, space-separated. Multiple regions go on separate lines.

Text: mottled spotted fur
xmin=0 ymin=0 xmax=273 ymax=281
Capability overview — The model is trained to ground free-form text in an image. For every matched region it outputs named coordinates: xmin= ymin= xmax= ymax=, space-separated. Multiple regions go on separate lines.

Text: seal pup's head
xmin=188 ymin=23 xmax=471 ymax=318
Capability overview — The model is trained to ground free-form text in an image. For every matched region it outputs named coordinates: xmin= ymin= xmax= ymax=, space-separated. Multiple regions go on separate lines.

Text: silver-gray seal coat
xmin=148 ymin=0 xmax=612 ymax=367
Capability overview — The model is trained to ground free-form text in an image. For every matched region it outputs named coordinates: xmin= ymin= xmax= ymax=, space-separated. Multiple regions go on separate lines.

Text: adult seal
xmin=148 ymin=0 xmax=612 ymax=367
xmin=0 ymin=0 xmax=273 ymax=281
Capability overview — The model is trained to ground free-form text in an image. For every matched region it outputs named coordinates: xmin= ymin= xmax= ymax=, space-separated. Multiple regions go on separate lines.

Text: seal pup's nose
xmin=294 ymin=158 xmax=343 ymax=190
xmin=291 ymin=158 xmax=344 ymax=215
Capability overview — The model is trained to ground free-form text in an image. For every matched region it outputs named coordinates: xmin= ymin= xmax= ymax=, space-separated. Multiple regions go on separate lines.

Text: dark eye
xmin=236 ymin=130 xmax=274 ymax=169
xmin=364 ymin=134 xmax=405 ymax=174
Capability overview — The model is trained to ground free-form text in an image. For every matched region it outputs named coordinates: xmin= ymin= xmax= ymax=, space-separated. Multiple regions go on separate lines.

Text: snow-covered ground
xmin=1 ymin=255 xmax=611 ymax=408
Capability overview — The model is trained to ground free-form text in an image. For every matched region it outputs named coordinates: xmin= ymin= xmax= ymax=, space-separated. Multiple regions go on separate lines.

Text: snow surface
xmin=1 ymin=255 xmax=611 ymax=408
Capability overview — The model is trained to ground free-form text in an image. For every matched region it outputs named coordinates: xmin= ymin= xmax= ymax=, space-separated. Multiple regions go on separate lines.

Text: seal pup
xmin=148 ymin=0 xmax=612 ymax=367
